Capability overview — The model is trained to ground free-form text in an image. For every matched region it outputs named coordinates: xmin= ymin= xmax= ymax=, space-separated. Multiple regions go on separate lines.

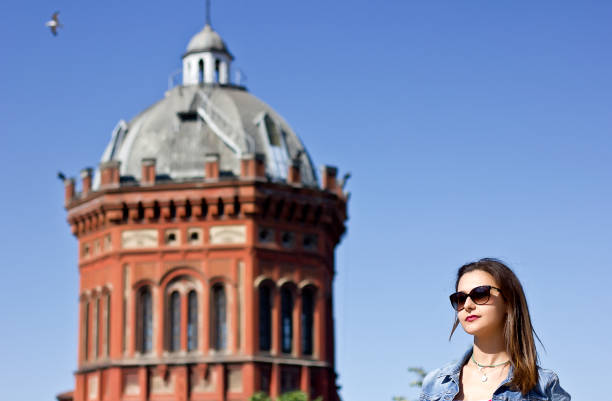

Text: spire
xmin=206 ymin=0 xmax=211 ymax=26
xmin=182 ymin=2 xmax=233 ymax=86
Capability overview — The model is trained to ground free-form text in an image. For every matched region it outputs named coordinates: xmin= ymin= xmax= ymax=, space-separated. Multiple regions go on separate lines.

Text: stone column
xmin=270 ymin=363 xmax=280 ymax=399
xmin=300 ymin=365 xmax=311 ymax=396
xmin=271 ymin=286 xmax=280 ymax=355
xmin=293 ymin=291 xmax=302 ymax=357
xmin=181 ymin=292 xmax=189 ymax=351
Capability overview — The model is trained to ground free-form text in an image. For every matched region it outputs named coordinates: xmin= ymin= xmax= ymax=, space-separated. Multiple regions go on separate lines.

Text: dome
xmin=94 ymin=85 xmax=318 ymax=188
xmin=186 ymin=24 xmax=230 ymax=55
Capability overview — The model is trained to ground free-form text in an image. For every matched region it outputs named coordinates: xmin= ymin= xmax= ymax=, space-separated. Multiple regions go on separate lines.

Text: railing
xmin=195 ymin=89 xmax=254 ymax=155
xmin=167 ymin=69 xmax=182 ymax=91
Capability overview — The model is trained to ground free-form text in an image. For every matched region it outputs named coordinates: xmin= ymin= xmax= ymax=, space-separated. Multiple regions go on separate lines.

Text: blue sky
xmin=1 ymin=1 xmax=611 ymax=400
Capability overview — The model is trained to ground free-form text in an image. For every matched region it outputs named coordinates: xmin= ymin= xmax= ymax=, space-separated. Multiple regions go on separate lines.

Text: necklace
xmin=471 ymin=354 xmax=510 ymax=383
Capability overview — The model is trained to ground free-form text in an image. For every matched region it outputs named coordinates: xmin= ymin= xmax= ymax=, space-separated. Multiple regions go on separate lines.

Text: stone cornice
xmin=76 ymin=354 xmax=330 ymax=374
xmin=66 ymin=180 xmax=347 ymax=245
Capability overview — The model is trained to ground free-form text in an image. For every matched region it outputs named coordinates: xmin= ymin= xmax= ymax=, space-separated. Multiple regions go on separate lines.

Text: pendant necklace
xmin=471 ymin=354 xmax=510 ymax=383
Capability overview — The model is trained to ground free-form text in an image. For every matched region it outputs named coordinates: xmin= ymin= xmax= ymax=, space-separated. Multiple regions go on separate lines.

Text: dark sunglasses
xmin=449 ymin=285 xmax=502 ymax=311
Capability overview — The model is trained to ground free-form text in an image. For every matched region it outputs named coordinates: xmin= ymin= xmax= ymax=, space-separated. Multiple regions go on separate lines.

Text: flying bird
xmin=340 ymin=172 xmax=351 ymax=189
xmin=45 ymin=11 xmax=62 ymax=36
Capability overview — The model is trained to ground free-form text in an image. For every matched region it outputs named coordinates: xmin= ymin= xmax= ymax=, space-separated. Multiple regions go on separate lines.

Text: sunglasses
xmin=449 ymin=285 xmax=502 ymax=311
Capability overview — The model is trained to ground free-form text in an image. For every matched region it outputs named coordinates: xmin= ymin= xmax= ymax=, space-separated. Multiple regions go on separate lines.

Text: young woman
xmin=419 ymin=258 xmax=570 ymax=401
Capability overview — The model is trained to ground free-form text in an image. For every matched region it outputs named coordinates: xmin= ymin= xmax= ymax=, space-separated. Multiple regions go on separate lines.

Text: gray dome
xmin=186 ymin=24 xmax=229 ymax=54
xmin=94 ymin=85 xmax=318 ymax=188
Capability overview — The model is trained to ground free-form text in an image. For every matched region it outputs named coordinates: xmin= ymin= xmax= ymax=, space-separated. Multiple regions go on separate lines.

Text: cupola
xmin=182 ymin=22 xmax=233 ymax=85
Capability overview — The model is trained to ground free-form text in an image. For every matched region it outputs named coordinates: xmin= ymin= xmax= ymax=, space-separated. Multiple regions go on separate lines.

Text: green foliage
xmin=407 ymin=367 xmax=427 ymax=388
xmin=278 ymin=390 xmax=321 ymax=401
xmin=249 ymin=390 xmax=321 ymax=401
xmin=249 ymin=392 xmax=272 ymax=401
xmin=392 ymin=366 xmax=428 ymax=401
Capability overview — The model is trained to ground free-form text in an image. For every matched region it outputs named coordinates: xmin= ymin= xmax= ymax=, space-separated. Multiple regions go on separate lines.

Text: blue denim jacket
xmin=419 ymin=349 xmax=571 ymax=401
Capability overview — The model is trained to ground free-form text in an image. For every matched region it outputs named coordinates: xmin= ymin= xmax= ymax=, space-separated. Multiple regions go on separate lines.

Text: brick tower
xmin=59 ymin=12 xmax=348 ymax=401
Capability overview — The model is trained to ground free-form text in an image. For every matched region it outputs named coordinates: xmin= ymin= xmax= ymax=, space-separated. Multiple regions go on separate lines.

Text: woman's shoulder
xmin=420 ymin=360 xmax=459 ymax=394
xmin=421 ymin=349 xmax=471 ymax=395
xmin=530 ymin=367 xmax=571 ymax=400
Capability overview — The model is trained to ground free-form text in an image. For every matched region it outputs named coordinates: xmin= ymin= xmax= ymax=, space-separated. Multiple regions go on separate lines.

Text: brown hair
xmin=449 ymin=258 xmax=541 ymax=395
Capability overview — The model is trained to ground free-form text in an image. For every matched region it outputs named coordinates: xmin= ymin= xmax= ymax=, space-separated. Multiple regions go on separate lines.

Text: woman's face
xmin=456 ymin=270 xmax=507 ymax=338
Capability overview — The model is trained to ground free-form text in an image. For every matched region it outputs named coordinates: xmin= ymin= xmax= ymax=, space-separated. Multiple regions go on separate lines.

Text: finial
xmin=206 ymin=0 xmax=211 ymax=26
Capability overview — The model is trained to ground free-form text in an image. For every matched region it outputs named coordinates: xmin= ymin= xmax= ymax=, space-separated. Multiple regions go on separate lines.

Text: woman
xmin=419 ymin=258 xmax=570 ymax=401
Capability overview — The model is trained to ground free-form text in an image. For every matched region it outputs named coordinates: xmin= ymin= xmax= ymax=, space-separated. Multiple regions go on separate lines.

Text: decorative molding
xmin=209 ymin=225 xmax=246 ymax=245
xmin=121 ymin=229 xmax=158 ymax=249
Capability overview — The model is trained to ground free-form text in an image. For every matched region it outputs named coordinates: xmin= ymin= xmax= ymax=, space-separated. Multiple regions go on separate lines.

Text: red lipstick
xmin=466 ymin=315 xmax=479 ymax=322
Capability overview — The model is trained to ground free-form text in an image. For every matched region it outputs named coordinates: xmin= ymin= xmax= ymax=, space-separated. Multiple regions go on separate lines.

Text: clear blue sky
xmin=1 ymin=1 xmax=610 ymax=400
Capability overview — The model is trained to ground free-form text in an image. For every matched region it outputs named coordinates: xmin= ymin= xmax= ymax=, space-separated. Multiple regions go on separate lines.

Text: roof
xmin=94 ymin=85 xmax=318 ymax=188
xmin=185 ymin=24 xmax=230 ymax=56
xmin=56 ymin=391 xmax=74 ymax=401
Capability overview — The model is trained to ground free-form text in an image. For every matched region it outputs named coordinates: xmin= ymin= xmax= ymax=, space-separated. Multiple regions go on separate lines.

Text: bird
xmin=57 ymin=171 xmax=66 ymax=181
xmin=45 ymin=11 xmax=62 ymax=36
xmin=340 ymin=172 xmax=351 ymax=189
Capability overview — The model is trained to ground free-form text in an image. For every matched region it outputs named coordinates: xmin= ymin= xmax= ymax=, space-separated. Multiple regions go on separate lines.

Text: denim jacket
xmin=419 ymin=349 xmax=571 ymax=401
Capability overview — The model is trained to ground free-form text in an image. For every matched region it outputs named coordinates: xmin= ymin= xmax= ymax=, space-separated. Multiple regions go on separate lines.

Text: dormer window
xmin=264 ymin=115 xmax=280 ymax=146
xmin=256 ymin=113 xmax=290 ymax=181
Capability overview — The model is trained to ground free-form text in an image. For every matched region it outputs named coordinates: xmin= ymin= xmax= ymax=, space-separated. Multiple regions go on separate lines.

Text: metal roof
xmin=185 ymin=24 xmax=230 ymax=56
xmin=94 ymin=84 xmax=318 ymax=189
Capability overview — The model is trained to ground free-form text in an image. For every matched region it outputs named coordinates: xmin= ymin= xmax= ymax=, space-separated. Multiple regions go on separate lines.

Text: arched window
xmin=258 ymin=285 xmax=272 ymax=351
xmin=187 ymin=290 xmax=198 ymax=351
xmin=169 ymin=291 xmax=181 ymax=352
xmin=301 ymin=287 xmax=315 ymax=355
xmin=214 ymin=59 xmax=220 ymax=82
xmin=198 ymin=59 xmax=204 ymax=83
xmin=280 ymin=286 xmax=293 ymax=354
xmin=137 ymin=287 xmax=153 ymax=354
xmin=211 ymin=284 xmax=227 ymax=350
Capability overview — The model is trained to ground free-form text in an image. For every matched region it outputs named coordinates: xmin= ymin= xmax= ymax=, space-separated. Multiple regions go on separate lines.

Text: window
xmin=301 ymin=287 xmax=315 ymax=355
xmin=198 ymin=59 xmax=204 ymax=83
xmin=188 ymin=228 xmax=203 ymax=245
xmin=165 ymin=228 xmax=180 ymax=245
xmin=280 ymin=366 xmax=300 ymax=394
xmin=169 ymin=291 xmax=181 ymax=352
xmin=259 ymin=364 xmax=271 ymax=394
xmin=264 ymin=115 xmax=281 ymax=146
xmin=137 ymin=287 xmax=153 ymax=353
xmin=280 ymin=287 xmax=293 ymax=354
xmin=281 ymin=232 xmax=294 ymax=248
xmin=104 ymin=234 xmax=112 ymax=251
xmin=165 ymin=278 xmax=199 ymax=354
xmin=258 ymin=227 xmax=274 ymax=243
xmin=259 ymin=285 xmax=272 ymax=351
xmin=211 ymin=284 xmax=227 ymax=350
xmin=302 ymin=234 xmax=318 ymax=251
xmin=187 ymin=290 xmax=198 ymax=351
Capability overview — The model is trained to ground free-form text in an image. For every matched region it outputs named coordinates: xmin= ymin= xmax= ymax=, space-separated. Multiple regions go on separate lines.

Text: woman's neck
xmin=472 ymin=334 xmax=510 ymax=366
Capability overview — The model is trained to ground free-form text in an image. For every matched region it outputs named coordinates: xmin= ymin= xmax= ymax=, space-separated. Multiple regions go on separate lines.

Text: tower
xmin=60 ymin=11 xmax=348 ymax=401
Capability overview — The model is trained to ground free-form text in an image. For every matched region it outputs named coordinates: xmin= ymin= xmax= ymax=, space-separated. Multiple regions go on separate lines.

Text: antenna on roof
xmin=206 ymin=0 xmax=212 ymax=26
